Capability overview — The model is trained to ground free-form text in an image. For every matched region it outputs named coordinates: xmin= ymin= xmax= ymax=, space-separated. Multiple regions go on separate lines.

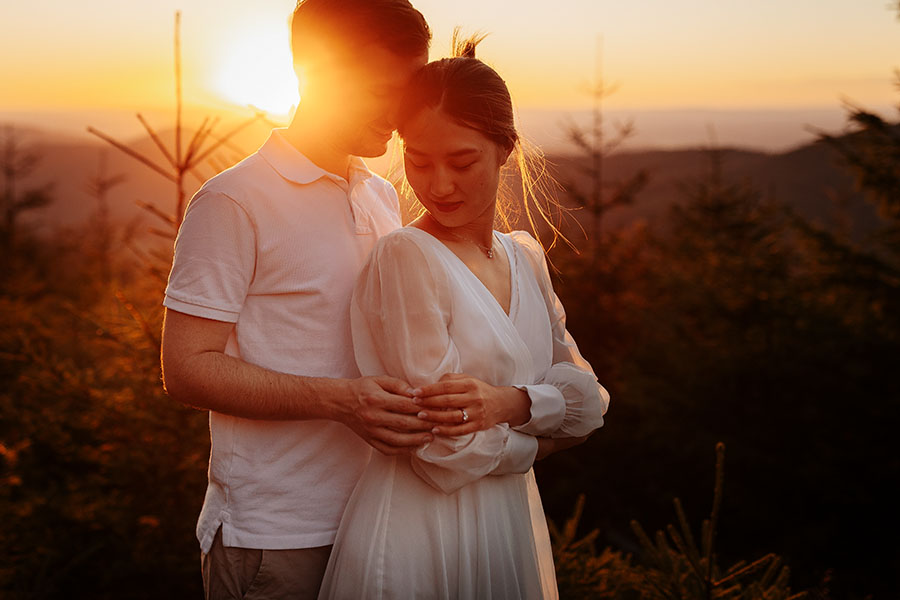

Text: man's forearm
xmin=159 ymin=309 xmax=433 ymax=453
xmin=162 ymin=348 xmax=352 ymax=421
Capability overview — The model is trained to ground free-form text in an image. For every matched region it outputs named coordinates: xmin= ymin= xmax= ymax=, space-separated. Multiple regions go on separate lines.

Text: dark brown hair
xmin=397 ymin=32 xmax=516 ymax=154
xmin=397 ymin=32 xmax=569 ymax=249
xmin=291 ymin=0 xmax=431 ymax=64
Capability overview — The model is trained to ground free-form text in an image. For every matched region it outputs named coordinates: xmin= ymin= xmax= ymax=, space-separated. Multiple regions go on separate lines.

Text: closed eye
xmin=451 ymin=162 xmax=476 ymax=171
xmin=407 ymin=159 xmax=430 ymax=169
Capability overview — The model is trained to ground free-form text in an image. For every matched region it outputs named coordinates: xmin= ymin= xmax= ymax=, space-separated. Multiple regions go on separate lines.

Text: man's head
xmin=291 ymin=0 xmax=430 ymax=66
xmin=290 ymin=0 xmax=431 ymax=157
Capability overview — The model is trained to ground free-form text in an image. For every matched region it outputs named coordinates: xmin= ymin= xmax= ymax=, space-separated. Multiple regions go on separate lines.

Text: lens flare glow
xmin=213 ymin=25 xmax=299 ymax=116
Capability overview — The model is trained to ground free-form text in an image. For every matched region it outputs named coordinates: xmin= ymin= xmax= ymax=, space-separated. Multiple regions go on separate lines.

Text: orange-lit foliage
xmin=0 ymin=230 xmax=208 ymax=597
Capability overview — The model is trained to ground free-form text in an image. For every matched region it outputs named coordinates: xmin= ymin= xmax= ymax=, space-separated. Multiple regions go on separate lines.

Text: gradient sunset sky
xmin=1 ymin=1 xmax=897 ymax=145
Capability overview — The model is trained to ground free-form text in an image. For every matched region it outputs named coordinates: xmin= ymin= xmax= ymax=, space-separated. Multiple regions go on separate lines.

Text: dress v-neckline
xmin=407 ymin=226 xmax=517 ymax=319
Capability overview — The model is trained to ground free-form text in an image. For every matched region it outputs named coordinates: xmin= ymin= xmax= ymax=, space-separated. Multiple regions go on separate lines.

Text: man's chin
xmin=352 ymin=139 xmax=391 ymax=159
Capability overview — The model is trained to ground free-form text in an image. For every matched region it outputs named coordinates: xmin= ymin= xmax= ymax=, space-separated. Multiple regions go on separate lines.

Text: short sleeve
xmin=510 ymin=231 xmax=610 ymax=438
xmin=351 ymin=230 xmax=538 ymax=494
xmin=164 ymin=190 xmax=257 ymax=323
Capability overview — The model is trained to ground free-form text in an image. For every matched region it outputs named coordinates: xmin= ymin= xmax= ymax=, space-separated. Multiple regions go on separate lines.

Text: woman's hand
xmin=412 ymin=373 xmax=532 ymax=436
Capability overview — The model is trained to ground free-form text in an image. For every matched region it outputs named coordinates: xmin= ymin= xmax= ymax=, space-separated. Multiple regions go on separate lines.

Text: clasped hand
xmin=345 ymin=373 xmax=531 ymax=455
xmin=412 ymin=373 xmax=532 ymax=436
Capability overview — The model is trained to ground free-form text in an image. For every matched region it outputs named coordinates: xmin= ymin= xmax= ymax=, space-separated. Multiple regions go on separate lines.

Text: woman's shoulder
xmin=363 ymin=227 xmax=452 ymax=293
xmin=371 ymin=226 xmax=441 ymax=266
xmin=503 ymin=230 xmax=546 ymax=266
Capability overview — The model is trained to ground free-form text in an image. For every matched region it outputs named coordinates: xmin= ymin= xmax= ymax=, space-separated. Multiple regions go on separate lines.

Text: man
xmin=161 ymin=1 xmax=538 ymax=597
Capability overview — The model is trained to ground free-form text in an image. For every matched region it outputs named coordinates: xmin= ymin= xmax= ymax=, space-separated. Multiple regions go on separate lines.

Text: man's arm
xmin=160 ymin=309 xmax=434 ymax=455
xmin=535 ymin=433 xmax=593 ymax=461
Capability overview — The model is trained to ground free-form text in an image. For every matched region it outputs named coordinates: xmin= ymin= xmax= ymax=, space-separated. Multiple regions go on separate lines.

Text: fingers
xmin=416 ymin=409 xmax=461 ymax=424
xmin=414 ymin=391 xmax=472 ymax=409
xmin=419 ymin=408 xmax=486 ymax=436
xmin=438 ymin=372 xmax=467 ymax=381
xmin=375 ymin=375 xmax=416 ymax=397
xmin=430 ymin=422 xmax=483 ymax=437
xmin=368 ymin=428 xmax=434 ymax=455
xmin=368 ymin=438 xmax=406 ymax=456
xmin=416 ymin=407 xmax=481 ymax=424
xmin=414 ymin=379 xmax=471 ymax=402
xmin=379 ymin=396 xmax=425 ymax=415
xmin=379 ymin=411 xmax=435 ymax=432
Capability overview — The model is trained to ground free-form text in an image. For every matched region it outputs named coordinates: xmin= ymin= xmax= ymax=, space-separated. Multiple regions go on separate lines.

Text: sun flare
xmin=213 ymin=25 xmax=299 ymax=116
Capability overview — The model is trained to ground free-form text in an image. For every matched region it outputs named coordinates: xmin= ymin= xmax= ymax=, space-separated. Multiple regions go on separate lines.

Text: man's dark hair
xmin=291 ymin=0 xmax=431 ymax=63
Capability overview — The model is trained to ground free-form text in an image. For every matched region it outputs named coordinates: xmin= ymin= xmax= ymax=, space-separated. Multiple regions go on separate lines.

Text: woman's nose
xmin=431 ymin=167 xmax=454 ymax=197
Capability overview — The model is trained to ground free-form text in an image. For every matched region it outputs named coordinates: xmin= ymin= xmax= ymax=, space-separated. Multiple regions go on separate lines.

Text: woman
xmin=318 ymin=36 xmax=609 ymax=599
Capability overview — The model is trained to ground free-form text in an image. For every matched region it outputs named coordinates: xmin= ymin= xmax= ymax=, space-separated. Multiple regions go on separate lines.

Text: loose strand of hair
xmin=514 ymin=137 xmax=578 ymax=256
xmin=450 ymin=27 xmax=488 ymax=59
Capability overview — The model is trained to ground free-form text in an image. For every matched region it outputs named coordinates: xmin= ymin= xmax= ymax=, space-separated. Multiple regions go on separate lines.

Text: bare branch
xmin=182 ymin=116 xmax=216 ymax=168
xmin=135 ymin=199 xmax=177 ymax=226
xmin=190 ymin=113 xmax=263 ymax=166
xmin=87 ymin=127 xmax=177 ymax=183
xmin=149 ymin=226 xmax=177 ymax=239
xmin=136 ymin=113 xmax=178 ymax=168
xmin=174 ymin=11 xmax=183 ymax=166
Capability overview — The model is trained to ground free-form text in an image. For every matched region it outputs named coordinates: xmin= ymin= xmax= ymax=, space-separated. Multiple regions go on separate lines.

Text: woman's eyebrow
xmin=447 ymin=148 xmax=480 ymax=158
xmin=405 ymin=147 xmax=480 ymax=158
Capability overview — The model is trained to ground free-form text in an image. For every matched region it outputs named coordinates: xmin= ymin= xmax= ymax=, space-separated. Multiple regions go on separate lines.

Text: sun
xmin=213 ymin=25 xmax=299 ymax=116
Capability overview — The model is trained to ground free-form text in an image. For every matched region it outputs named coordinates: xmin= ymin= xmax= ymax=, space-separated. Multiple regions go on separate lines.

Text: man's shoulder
xmin=197 ymin=151 xmax=270 ymax=198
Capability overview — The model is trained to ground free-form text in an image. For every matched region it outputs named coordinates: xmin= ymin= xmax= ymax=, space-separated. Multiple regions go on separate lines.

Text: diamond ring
xmin=461 ymin=409 xmax=469 ymax=423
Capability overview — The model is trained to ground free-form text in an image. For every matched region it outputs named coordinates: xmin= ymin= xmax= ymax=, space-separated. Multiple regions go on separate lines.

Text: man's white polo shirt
xmin=164 ymin=129 xmax=402 ymax=552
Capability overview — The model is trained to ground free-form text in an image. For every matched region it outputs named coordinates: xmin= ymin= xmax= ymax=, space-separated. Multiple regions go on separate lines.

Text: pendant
xmin=486 ymin=247 xmax=494 ymax=259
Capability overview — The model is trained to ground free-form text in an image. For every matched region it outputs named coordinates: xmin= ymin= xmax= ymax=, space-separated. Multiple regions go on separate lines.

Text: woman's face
xmin=401 ymin=107 xmax=509 ymax=229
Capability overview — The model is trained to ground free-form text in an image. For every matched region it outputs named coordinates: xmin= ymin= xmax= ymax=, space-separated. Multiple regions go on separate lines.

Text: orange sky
xmin=1 ymin=0 xmax=896 ymax=115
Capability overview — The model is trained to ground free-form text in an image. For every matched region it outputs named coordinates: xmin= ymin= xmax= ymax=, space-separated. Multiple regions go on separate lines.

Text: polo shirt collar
xmin=259 ymin=129 xmax=374 ymax=186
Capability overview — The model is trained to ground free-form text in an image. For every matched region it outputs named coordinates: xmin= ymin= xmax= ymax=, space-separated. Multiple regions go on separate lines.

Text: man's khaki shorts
xmin=201 ymin=527 xmax=332 ymax=600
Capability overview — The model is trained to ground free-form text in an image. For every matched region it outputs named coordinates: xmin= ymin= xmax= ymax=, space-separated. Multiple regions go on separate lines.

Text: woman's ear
xmin=500 ymin=144 xmax=514 ymax=166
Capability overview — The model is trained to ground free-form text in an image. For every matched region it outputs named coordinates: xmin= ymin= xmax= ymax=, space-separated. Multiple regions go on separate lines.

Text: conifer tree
xmin=0 ymin=126 xmax=53 ymax=254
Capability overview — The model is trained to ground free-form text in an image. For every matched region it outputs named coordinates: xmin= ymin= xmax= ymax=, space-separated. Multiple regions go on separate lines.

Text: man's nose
xmin=385 ymin=104 xmax=401 ymax=131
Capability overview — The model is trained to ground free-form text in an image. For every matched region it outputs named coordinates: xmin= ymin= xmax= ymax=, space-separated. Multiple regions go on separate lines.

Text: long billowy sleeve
xmin=351 ymin=232 xmax=538 ymax=494
xmin=510 ymin=231 xmax=610 ymax=439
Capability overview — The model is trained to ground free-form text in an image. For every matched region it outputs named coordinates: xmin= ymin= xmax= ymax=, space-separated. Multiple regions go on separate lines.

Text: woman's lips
xmin=431 ymin=201 xmax=463 ymax=213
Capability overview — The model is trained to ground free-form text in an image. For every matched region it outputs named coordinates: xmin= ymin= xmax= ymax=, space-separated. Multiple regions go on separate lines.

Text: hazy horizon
xmin=3 ymin=102 xmax=891 ymax=155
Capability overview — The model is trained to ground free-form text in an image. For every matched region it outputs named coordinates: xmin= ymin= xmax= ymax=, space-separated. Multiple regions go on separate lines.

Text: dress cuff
xmin=495 ymin=431 xmax=538 ymax=474
xmin=512 ymin=384 xmax=566 ymax=436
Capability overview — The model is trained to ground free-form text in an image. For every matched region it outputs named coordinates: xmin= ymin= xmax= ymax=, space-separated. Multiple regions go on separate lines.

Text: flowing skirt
xmin=318 ymin=452 xmax=558 ymax=599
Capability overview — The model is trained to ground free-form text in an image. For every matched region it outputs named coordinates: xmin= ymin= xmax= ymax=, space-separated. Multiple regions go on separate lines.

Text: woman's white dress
xmin=318 ymin=227 xmax=609 ymax=600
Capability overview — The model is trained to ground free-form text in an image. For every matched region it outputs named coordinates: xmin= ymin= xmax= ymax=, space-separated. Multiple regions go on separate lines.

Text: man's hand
xmin=536 ymin=433 xmax=593 ymax=461
xmin=338 ymin=376 xmax=436 ymax=455
xmin=412 ymin=373 xmax=532 ymax=436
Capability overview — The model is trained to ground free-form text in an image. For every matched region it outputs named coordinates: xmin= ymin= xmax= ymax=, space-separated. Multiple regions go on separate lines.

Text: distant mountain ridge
xmin=9 ymin=124 xmax=878 ymax=247
xmin=549 ymin=141 xmax=877 ymax=241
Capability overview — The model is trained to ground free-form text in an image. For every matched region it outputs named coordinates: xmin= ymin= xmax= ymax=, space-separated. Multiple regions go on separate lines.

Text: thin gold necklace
xmin=444 ymin=229 xmax=495 ymax=259
xmin=426 ymin=215 xmax=496 ymax=259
